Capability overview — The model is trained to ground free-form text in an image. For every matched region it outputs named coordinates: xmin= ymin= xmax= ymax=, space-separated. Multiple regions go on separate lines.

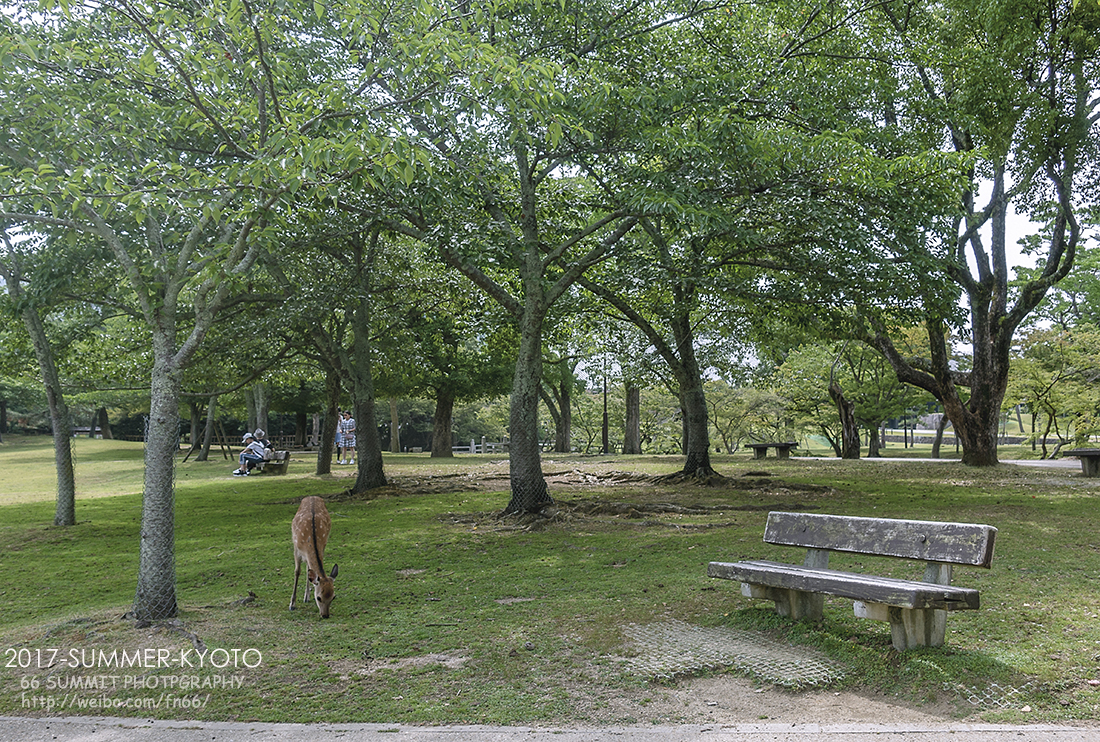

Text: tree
xmin=1 ymin=0 xmax=420 ymax=617
xmin=836 ymin=343 xmax=925 ymax=457
xmin=580 ymin=239 xmax=724 ymax=481
xmin=570 ymin=0 xmax=957 ymax=478
xmin=775 ymin=342 xmax=927 ymax=458
xmin=540 ymin=351 xmax=582 ymax=454
xmin=539 ymin=298 xmax=610 ymax=455
xmin=297 ymin=228 xmax=388 ymax=491
xmin=371 ymin=245 xmax=516 ymax=459
xmin=0 ymin=231 xmax=76 ymax=524
xmin=1007 ymin=326 xmax=1100 ymax=456
xmin=775 ymin=344 xmax=848 ymax=457
xmin=704 ymin=380 xmax=790 ymax=454
xmin=382 ymin=2 xmax=745 ymax=511
xmin=856 ymin=0 xmax=1099 ymax=465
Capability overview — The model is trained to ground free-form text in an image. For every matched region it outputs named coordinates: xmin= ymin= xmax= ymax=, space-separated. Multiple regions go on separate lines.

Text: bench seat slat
xmin=764 ymin=512 xmax=996 ymax=567
xmin=708 ymin=560 xmax=980 ymax=610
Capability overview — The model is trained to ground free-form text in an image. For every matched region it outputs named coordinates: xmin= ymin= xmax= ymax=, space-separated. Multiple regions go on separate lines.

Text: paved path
xmin=802 ymin=456 xmax=1082 ymax=469
xmin=2 ymin=717 xmax=1098 ymax=742
xmin=1005 ymin=457 xmax=1082 ymax=470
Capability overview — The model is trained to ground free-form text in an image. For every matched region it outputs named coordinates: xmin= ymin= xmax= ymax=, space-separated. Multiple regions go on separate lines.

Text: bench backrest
xmin=764 ymin=511 xmax=996 ymax=568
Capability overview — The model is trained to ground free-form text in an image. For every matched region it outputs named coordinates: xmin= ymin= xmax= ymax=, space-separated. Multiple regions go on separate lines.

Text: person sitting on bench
xmin=234 ymin=433 xmax=266 ymax=476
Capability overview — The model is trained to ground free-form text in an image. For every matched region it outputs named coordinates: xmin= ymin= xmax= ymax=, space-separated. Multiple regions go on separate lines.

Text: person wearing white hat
xmin=234 ymin=433 xmax=267 ymax=476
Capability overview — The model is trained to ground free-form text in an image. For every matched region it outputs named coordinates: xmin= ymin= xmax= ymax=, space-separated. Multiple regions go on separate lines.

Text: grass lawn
xmin=0 ymin=435 xmax=1098 ymax=725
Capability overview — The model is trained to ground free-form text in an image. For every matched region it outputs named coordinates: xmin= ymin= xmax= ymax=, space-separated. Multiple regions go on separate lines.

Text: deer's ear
xmin=330 ymin=563 xmax=339 ymax=579
xmin=307 ymin=569 xmax=318 ymax=583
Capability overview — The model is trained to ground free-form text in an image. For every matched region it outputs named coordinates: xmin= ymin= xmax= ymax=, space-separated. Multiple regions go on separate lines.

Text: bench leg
xmin=742 ymin=584 xmax=824 ymax=621
xmin=753 ymin=448 xmax=767 ymax=460
xmin=854 ymin=602 xmax=947 ymax=650
xmin=889 ymin=607 xmax=946 ymax=650
xmin=1082 ymin=457 xmax=1100 ymax=477
xmin=777 ymin=447 xmax=791 ymax=459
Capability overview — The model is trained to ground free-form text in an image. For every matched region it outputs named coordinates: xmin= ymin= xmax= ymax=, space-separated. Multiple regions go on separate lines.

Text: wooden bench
xmin=746 ymin=442 xmax=798 ymax=459
xmin=257 ymin=450 xmax=290 ymax=475
xmin=1066 ymin=448 xmax=1100 ymax=477
xmin=707 ymin=511 xmax=997 ymax=651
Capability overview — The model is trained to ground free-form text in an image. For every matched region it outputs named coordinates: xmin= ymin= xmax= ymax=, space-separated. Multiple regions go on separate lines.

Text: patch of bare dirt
xmin=322 ymin=461 xmax=838 ymax=505
xmin=332 ymin=652 xmax=471 ymax=678
xmin=570 ymin=673 xmax=968 ymax=726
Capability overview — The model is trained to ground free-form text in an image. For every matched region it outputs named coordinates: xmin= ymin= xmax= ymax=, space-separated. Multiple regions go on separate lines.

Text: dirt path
xmin=603 ymin=674 xmax=964 ymax=725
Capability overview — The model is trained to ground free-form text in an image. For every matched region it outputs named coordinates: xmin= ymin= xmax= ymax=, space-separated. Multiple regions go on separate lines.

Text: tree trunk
xmin=931 ymin=412 xmax=948 ymax=459
xmin=623 ymin=385 xmax=641 ymax=454
xmin=88 ymin=411 xmax=97 ymax=438
xmin=97 ymin=407 xmax=113 ymax=439
xmin=821 ymin=425 xmax=842 ymax=457
xmin=349 ymin=236 xmax=386 ymax=492
xmin=556 ymin=385 xmax=572 ymax=453
xmin=1039 ymin=412 xmax=1054 ymax=459
xmin=867 ymin=425 xmax=882 ymax=457
xmin=389 ymin=397 xmax=401 ymax=453
xmin=251 ymin=382 xmax=269 ymax=437
xmin=351 ymin=388 xmax=386 ymax=490
xmin=0 ymin=399 xmax=6 ymax=443
xmin=197 ymin=395 xmax=216 ymax=462
xmin=431 ymin=390 xmax=455 ymax=458
xmin=679 ymin=381 xmax=714 ymax=477
xmin=601 ymin=380 xmax=609 ymax=454
xmin=295 ymin=411 xmax=307 ymax=447
xmin=317 ymin=369 xmax=340 ymax=475
xmin=133 ymin=334 xmax=180 ymax=621
xmin=947 ymin=395 xmax=1002 ymax=466
xmin=547 ymin=386 xmax=574 ymax=453
xmin=671 ymin=313 xmax=719 ymax=480
xmin=540 ymin=388 xmax=562 ymax=452
xmin=22 ymin=304 xmax=76 ymax=526
xmin=504 ymin=307 xmax=553 ymax=514
xmin=555 ymin=365 xmax=572 ymax=453
xmin=829 ymin=381 xmax=860 ymax=459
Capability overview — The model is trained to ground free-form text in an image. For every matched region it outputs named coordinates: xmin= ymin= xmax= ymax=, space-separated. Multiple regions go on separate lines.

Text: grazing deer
xmin=290 ymin=496 xmax=339 ymax=618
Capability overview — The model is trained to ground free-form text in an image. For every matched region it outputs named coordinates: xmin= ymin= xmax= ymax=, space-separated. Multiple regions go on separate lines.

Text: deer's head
xmin=309 ymin=563 xmax=339 ymax=618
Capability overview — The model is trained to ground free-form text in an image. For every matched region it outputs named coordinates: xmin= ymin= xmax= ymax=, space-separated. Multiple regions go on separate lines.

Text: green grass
xmin=0 ymin=436 xmax=1098 ymax=724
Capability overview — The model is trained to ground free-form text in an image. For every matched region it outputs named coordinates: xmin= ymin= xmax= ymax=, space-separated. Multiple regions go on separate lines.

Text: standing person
xmin=333 ymin=411 xmax=343 ymax=462
xmin=339 ymin=410 xmax=356 ymax=466
xmin=234 ymin=433 xmax=266 ymax=476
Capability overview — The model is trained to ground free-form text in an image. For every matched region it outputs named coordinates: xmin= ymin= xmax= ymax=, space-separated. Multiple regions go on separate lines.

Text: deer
xmin=290 ymin=496 xmax=339 ymax=618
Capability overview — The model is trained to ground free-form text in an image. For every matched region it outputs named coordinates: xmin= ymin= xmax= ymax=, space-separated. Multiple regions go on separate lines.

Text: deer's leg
xmin=290 ymin=554 xmax=302 ymax=611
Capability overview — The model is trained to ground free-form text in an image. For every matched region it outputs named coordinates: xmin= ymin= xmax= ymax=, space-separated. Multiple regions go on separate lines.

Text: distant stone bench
xmin=708 ymin=511 xmax=997 ymax=651
xmin=258 ymin=450 xmax=290 ymax=475
xmin=746 ymin=442 xmax=798 ymax=460
xmin=1065 ymin=448 xmax=1100 ymax=477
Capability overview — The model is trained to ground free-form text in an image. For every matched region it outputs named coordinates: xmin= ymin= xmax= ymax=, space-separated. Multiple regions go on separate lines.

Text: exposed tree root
xmin=656 ymin=468 xmax=729 ymax=486
xmin=318 ymin=464 xmax=836 ymax=508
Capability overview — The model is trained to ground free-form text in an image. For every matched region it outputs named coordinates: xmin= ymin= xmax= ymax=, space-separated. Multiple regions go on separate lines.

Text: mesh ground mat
xmin=621 ymin=620 xmax=847 ymax=688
